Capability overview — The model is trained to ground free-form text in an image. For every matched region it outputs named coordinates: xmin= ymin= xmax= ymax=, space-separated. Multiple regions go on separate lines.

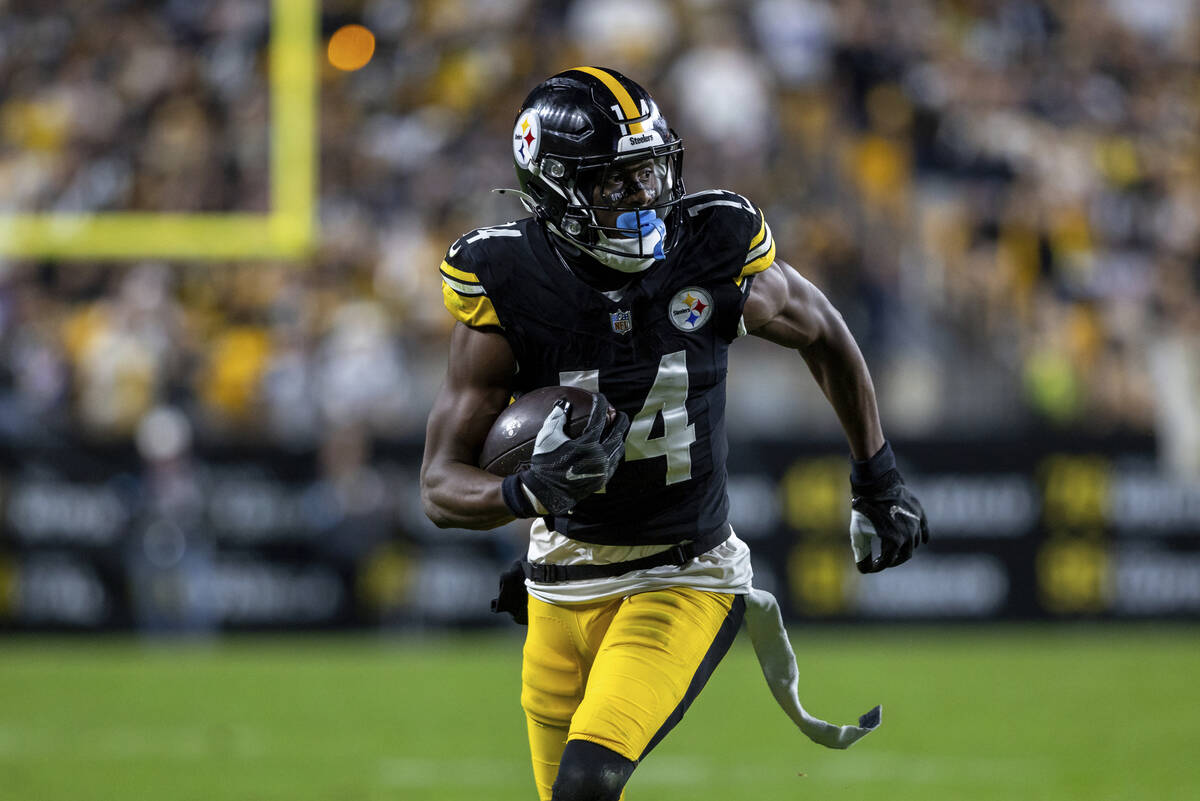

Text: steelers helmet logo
xmin=669 ymin=287 xmax=714 ymax=332
xmin=513 ymin=109 xmax=541 ymax=169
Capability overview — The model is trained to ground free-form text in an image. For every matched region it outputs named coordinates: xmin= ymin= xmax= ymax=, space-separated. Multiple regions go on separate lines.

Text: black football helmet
xmin=510 ymin=67 xmax=686 ymax=270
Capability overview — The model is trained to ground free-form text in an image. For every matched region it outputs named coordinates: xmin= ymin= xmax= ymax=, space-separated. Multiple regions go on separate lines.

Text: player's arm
xmin=743 ymin=259 xmax=883 ymax=459
xmin=743 ymin=260 xmax=929 ymax=572
xmin=420 ymin=322 xmax=629 ymax=530
xmin=420 ymin=323 xmax=519 ymax=530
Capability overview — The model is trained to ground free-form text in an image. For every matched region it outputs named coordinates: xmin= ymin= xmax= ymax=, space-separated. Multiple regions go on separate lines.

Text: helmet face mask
xmin=512 ymin=68 xmax=686 ymax=269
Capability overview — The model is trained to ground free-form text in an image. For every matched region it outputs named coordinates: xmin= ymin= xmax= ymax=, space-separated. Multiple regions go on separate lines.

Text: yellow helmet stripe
xmin=570 ymin=66 xmax=645 ymax=134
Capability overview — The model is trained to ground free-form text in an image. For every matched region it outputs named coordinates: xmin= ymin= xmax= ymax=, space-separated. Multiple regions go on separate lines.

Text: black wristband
xmin=850 ymin=440 xmax=897 ymax=486
xmin=501 ymin=473 xmax=538 ymax=519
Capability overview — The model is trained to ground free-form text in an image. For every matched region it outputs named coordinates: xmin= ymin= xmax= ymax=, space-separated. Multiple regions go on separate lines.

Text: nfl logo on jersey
xmin=610 ymin=309 xmax=633 ymax=335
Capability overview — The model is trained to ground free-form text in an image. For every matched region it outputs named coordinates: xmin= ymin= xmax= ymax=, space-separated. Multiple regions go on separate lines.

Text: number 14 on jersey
xmin=561 ymin=351 xmax=696 ymax=485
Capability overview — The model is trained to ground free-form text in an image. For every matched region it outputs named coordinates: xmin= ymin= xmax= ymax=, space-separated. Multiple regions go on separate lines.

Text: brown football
xmin=479 ymin=386 xmax=617 ymax=476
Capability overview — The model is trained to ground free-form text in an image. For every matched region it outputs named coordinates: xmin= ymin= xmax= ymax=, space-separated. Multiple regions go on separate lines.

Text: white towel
xmin=743 ymin=587 xmax=882 ymax=749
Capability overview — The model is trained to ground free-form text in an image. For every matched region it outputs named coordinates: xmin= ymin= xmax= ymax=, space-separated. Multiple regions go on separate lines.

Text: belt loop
xmin=667 ymin=544 xmax=690 ymax=566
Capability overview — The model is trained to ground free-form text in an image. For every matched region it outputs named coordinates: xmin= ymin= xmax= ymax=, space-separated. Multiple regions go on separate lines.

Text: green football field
xmin=1 ymin=626 xmax=1196 ymax=801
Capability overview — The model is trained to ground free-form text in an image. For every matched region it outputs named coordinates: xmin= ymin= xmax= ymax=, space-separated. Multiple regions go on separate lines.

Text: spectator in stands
xmin=0 ymin=0 xmax=1196 ymax=451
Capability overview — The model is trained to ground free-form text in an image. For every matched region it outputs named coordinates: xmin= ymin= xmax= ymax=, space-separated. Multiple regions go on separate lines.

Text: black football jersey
xmin=440 ymin=190 xmax=776 ymax=546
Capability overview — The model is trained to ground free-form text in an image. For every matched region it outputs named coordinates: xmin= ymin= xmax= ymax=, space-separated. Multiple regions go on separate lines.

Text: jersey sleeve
xmin=676 ymin=191 xmax=779 ymax=341
xmin=439 ymin=240 xmax=502 ymax=329
xmin=736 ymin=204 xmax=776 ymax=286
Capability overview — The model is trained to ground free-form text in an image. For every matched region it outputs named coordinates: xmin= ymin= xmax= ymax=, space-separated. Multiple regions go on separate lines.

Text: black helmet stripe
xmin=569 ymin=66 xmax=647 ymax=133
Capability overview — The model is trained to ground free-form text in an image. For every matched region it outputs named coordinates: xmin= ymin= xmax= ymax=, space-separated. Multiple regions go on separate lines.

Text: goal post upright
xmin=0 ymin=0 xmax=318 ymax=261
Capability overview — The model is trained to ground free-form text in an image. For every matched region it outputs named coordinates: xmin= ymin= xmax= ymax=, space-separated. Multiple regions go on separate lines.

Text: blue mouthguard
xmin=615 ymin=210 xmax=667 ymax=260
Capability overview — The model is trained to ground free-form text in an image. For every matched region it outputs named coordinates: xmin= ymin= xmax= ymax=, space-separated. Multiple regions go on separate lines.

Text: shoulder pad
xmin=681 ymin=190 xmax=757 ymax=221
xmin=444 ymin=221 xmax=526 ymax=272
xmin=438 ymin=223 xmax=525 ymax=330
xmin=680 ymin=191 xmax=775 ymax=284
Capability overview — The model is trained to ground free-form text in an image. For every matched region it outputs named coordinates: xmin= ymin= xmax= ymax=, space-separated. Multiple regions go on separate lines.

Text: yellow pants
xmin=521 ymin=588 xmax=745 ymax=800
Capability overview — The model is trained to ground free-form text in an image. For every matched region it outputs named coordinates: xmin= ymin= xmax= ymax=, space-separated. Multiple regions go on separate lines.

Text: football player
xmin=420 ymin=67 xmax=929 ymax=801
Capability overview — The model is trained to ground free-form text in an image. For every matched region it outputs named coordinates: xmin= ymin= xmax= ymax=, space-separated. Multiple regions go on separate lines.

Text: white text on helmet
xmin=617 ymin=131 xmax=665 ymax=152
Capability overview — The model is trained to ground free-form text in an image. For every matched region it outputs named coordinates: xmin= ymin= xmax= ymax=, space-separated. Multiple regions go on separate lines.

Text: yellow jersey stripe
xmin=439 ymin=260 xmax=480 ymax=284
xmin=736 ymin=240 xmax=776 ymax=286
xmin=745 ymin=222 xmax=773 ymax=264
xmin=570 ymin=66 xmax=645 ymax=134
xmin=749 ymin=214 xmax=767 ymax=249
xmin=442 ymin=281 xmax=501 ymax=328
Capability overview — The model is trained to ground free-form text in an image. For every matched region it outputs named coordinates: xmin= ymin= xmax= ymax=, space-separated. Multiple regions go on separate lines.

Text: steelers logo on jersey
xmin=669 ymin=287 xmax=714 ymax=332
xmin=513 ymin=109 xmax=541 ymax=169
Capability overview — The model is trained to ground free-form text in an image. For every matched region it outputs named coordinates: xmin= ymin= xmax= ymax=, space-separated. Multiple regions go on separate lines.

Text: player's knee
xmin=551 ymin=740 xmax=635 ymax=801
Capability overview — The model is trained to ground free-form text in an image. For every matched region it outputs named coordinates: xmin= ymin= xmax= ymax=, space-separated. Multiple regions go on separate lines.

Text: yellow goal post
xmin=0 ymin=0 xmax=317 ymax=260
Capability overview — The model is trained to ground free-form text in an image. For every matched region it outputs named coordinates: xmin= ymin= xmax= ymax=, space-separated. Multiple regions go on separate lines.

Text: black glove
xmin=510 ymin=395 xmax=629 ymax=516
xmin=849 ymin=442 xmax=930 ymax=574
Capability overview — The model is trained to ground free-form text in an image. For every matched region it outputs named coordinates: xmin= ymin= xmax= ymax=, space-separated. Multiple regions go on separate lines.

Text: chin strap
xmin=743 ymin=588 xmax=882 ymax=750
xmin=587 ymin=212 xmax=665 ymax=273
xmin=586 ymin=239 xmax=658 ymax=273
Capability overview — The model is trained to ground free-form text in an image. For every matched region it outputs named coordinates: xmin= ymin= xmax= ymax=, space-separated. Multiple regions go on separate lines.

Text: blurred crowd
xmin=1 ymin=0 xmax=1198 ymax=470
